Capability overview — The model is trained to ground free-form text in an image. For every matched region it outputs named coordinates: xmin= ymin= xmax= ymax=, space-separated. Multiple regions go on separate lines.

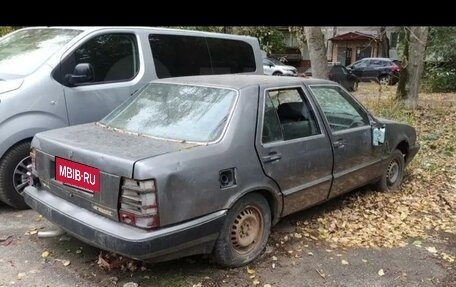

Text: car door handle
xmin=333 ymin=140 xmax=346 ymax=149
xmin=262 ymin=152 xmax=282 ymax=163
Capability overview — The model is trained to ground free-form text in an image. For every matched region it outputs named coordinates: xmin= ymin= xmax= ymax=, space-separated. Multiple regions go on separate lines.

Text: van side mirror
xmin=66 ymin=63 xmax=94 ymax=86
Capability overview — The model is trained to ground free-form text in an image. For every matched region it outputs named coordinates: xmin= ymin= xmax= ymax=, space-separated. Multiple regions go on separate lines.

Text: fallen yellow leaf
xmin=378 ymin=269 xmax=385 ymax=276
xmin=341 ymin=259 xmax=349 ymax=265
xmin=41 ymin=251 xmax=50 ymax=258
xmin=62 ymin=260 xmax=71 ymax=267
xmin=253 ymin=279 xmax=260 ymax=285
xmin=425 ymin=246 xmax=438 ymax=254
xmin=247 ymin=266 xmax=256 ymax=274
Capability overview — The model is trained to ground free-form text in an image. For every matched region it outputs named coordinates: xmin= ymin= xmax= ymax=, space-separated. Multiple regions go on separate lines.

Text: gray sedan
xmin=24 ymin=75 xmax=419 ymax=267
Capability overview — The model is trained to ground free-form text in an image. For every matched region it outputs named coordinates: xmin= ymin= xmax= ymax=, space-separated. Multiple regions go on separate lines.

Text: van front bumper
xmin=24 ymin=186 xmax=226 ymax=261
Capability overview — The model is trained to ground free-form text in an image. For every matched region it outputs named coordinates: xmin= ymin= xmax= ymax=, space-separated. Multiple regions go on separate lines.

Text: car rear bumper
xmin=24 ymin=186 xmax=226 ymax=261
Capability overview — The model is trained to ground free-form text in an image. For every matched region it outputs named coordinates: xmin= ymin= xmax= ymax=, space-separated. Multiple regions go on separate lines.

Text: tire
xmin=214 ymin=193 xmax=271 ymax=267
xmin=272 ymin=71 xmax=283 ymax=76
xmin=0 ymin=141 xmax=32 ymax=209
xmin=379 ymin=75 xmax=391 ymax=86
xmin=376 ymin=149 xmax=405 ymax=192
xmin=350 ymin=81 xmax=359 ymax=92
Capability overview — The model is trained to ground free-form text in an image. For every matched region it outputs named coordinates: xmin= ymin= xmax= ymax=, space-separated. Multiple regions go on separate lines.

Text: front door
xmin=308 ymin=85 xmax=382 ymax=198
xmin=60 ymin=33 xmax=145 ymax=125
xmin=256 ymin=86 xmax=333 ymax=215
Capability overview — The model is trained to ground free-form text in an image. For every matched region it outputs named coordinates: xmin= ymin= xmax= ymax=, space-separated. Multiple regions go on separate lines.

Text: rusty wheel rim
xmin=386 ymin=159 xmax=400 ymax=186
xmin=231 ymin=205 xmax=263 ymax=254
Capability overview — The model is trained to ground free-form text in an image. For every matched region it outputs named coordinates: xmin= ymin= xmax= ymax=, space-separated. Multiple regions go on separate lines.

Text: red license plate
xmin=55 ymin=157 xmax=100 ymax=193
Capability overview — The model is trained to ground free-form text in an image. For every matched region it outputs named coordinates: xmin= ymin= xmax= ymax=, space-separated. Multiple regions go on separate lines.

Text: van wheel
xmin=376 ymin=149 xmax=405 ymax=192
xmin=214 ymin=193 xmax=271 ymax=267
xmin=0 ymin=141 xmax=32 ymax=209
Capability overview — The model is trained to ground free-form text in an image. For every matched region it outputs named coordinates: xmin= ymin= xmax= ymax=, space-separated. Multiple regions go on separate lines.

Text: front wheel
xmin=213 ymin=193 xmax=271 ymax=267
xmin=376 ymin=149 xmax=405 ymax=192
xmin=272 ymin=71 xmax=283 ymax=76
xmin=0 ymin=141 xmax=32 ymax=209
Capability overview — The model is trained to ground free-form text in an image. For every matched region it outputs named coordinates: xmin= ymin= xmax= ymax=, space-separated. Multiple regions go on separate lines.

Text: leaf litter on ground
xmin=295 ymin=86 xmax=455 ymax=253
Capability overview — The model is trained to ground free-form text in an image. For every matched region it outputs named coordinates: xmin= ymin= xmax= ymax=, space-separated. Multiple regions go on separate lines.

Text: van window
xmin=149 ymin=34 xmax=212 ymax=78
xmin=149 ymin=34 xmax=256 ymax=78
xmin=0 ymin=28 xmax=81 ymax=78
xmin=61 ymin=33 xmax=139 ymax=84
xmin=206 ymin=38 xmax=256 ymax=74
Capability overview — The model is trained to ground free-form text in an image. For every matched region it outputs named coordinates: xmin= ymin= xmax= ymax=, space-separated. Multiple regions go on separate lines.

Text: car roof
xmin=15 ymin=26 xmax=257 ymax=41
xmin=155 ymin=75 xmax=334 ymax=90
xmin=360 ymin=57 xmax=393 ymax=61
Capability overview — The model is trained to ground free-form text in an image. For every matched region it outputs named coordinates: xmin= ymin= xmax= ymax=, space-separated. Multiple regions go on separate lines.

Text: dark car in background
xmin=347 ymin=58 xmax=400 ymax=85
xmin=304 ymin=64 xmax=360 ymax=91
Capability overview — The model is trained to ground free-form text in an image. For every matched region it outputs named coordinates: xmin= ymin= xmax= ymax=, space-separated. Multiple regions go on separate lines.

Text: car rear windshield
xmin=100 ymin=83 xmax=237 ymax=142
xmin=0 ymin=28 xmax=82 ymax=77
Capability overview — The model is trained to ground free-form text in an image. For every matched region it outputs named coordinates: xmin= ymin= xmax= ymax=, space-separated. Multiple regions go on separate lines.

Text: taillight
xmin=119 ymin=178 xmax=159 ymax=229
xmin=391 ymin=64 xmax=400 ymax=72
xmin=30 ymin=148 xmax=36 ymax=174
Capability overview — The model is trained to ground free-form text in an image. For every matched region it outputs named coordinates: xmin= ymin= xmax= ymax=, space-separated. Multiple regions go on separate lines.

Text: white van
xmin=0 ymin=26 xmax=264 ymax=208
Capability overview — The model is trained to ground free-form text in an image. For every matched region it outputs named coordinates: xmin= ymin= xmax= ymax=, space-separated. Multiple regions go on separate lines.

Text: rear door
xmin=309 ymin=84 xmax=383 ymax=198
xmin=256 ymin=86 xmax=333 ymax=215
xmin=330 ymin=66 xmax=349 ymax=89
xmin=58 ymin=32 xmax=145 ymax=125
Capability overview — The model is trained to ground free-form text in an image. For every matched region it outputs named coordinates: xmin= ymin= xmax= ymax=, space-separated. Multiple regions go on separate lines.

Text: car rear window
xmin=100 ymin=83 xmax=237 ymax=142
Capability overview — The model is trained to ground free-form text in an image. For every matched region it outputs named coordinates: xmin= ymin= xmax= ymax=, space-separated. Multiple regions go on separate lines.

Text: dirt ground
xmin=0 ymin=83 xmax=455 ymax=287
xmin=1 ymin=199 xmax=454 ymax=287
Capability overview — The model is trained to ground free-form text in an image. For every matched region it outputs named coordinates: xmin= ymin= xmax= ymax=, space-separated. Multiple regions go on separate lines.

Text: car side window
xmin=310 ymin=85 xmax=369 ymax=132
xmin=353 ymin=60 xmax=367 ymax=68
xmin=370 ymin=60 xmax=382 ymax=66
xmin=61 ymin=33 xmax=139 ymax=84
xmin=262 ymin=88 xmax=321 ymax=143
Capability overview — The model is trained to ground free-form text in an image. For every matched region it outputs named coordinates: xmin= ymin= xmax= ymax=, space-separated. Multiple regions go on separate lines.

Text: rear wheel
xmin=379 ymin=75 xmax=391 ymax=85
xmin=213 ymin=193 xmax=271 ymax=267
xmin=0 ymin=141 xmax=32 ymax=209
xmin=350 ymin=81 xmax=359 ymax=92
xmin=376 ymin=149 xmax=405 ymax=192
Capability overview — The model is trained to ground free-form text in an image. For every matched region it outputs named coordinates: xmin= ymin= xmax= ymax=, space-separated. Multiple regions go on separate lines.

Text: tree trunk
xmin=380 ymin=26 xmax=390 ymax=58
xmin=396 ymin=27 xmax=429 ymax=109
xmin=305 ymin=27 xmax=329 ymax=79
xmin=396 ymin=28 xmax=410 ymax=99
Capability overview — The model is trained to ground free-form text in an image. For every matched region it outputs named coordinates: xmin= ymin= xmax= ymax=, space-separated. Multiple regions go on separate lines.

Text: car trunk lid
xmin=33 ymin=123 xmax=198 ymax=221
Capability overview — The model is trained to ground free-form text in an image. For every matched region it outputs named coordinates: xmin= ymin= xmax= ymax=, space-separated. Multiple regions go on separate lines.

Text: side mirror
xmin=66 ymin=63 xmax=94 ymax=86
xmin=269 ymin=64 xmax=273 ymax=68
xmin=372 ymin=125 xmax=386 ymax=146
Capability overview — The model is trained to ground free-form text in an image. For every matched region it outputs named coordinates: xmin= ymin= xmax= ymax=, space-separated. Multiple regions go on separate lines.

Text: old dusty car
xmin=24 ymin=75 xmax=419 ymax=267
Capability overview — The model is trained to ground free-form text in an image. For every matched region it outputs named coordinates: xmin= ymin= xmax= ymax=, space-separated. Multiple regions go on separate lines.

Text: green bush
xmin=422 ymin=27 xmax=456 ymax=92
xmin=422 ymin=63 xmax=456 ymax=92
